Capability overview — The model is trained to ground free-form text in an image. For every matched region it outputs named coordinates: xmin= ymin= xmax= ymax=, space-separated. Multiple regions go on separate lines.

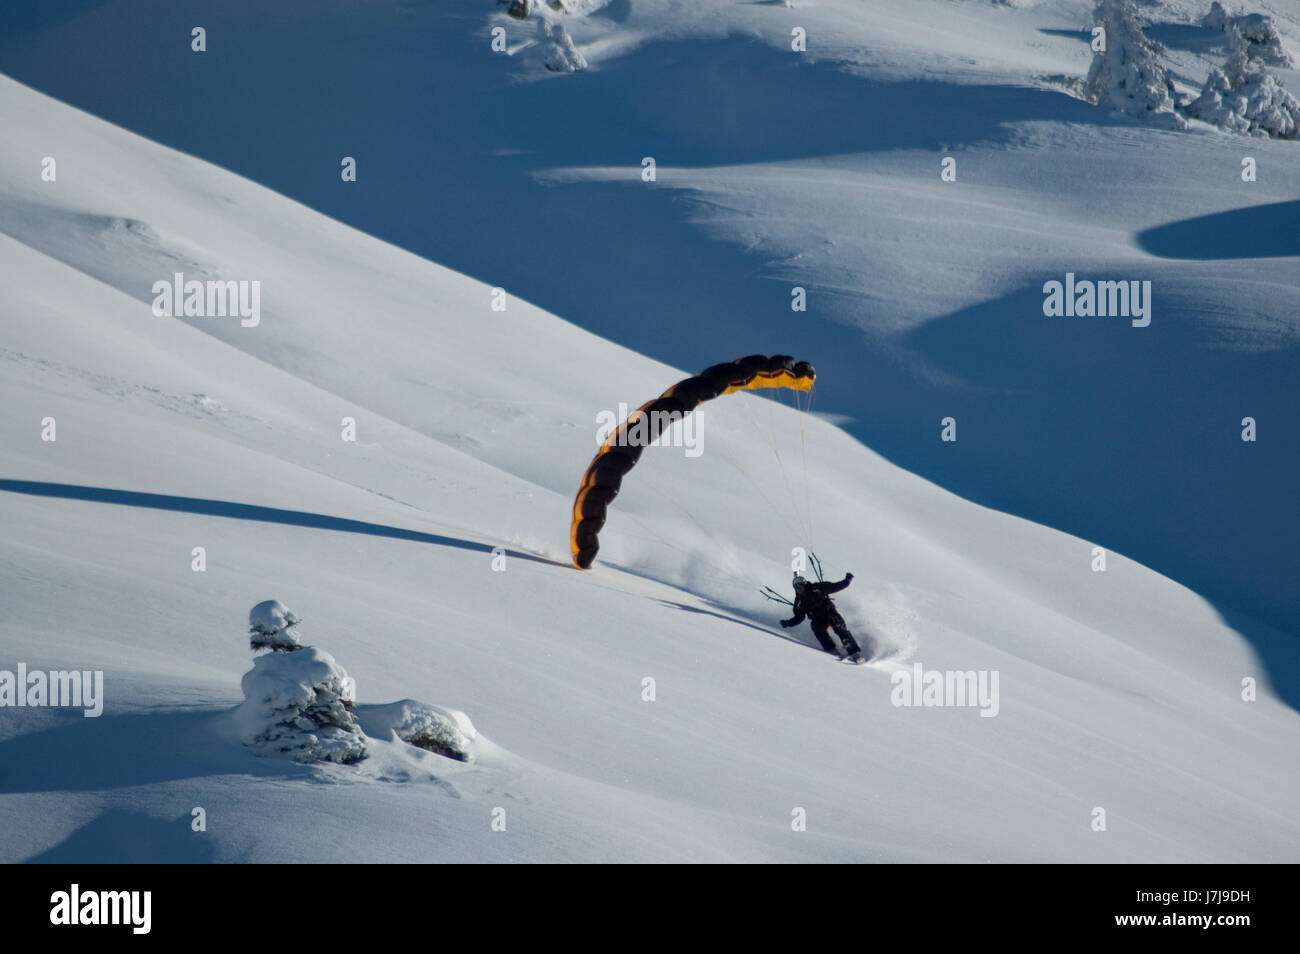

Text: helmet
xmin=792 ymin=574 xmax=807 ymax=588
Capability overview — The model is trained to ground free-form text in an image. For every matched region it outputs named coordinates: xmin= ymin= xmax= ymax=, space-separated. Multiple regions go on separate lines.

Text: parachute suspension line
xmin=639 ymin=468 xmax=728 ymax=547
xmin=605 ymin=503 xmax=755 ymax=595
xmin=798 ymin=382 xmax=815 ymax=556
xmin=610 ymin=465 xmax=771 ymax=594
xmin=773 ymin=383 xmax=817 ymax=560
xmin=702 ymin=391 xmax=804 ymax=545
xmin=782 ymin=388 xmax=815 ymax=552
xmin=736 ymin=391 xmax=810 ymax=548
xmin=710 ymin=440 xmax=802 ymax=541
xmin=605 ymin=502 xmax=687 ymax=558
xmin=570 ymin=355 xmax=816 ymax=571
xmin=754 ymin=388 xmax=814 ymax=556
xmin=779 ymin=389 xmax=814 ymax=550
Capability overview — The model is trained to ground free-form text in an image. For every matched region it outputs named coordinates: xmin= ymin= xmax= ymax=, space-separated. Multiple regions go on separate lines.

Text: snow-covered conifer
xmin=1202 ymin=3 xmax=1294 ymax=67
xmin=1185 ymin=27 xmax=1299 ymax=138
xmin=236 ymin=600 xmax=368 ymax=764
xmin=540 ymin=18 xmax=586 ymax=72
xmin=248 ymin=598 xmax=303 ymax=652
xmin=1084 ymin=0 xmax=1187 ymax=128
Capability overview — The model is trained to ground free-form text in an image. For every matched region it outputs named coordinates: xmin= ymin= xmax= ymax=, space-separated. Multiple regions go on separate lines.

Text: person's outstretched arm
xmin=822 ymin=573 xmax=854 ymax=594
xmin=781 ymin=596 xmax=807 ymax=628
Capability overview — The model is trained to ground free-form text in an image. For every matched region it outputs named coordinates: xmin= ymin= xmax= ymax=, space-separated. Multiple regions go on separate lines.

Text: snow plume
xmin=1185 ymin=27 xmax=1300 ymax=138
xmin=1084 ymin=0 xmax=1187 ymax=129
xmin=1202 ymin=3 xmax=1294 ymax=68
xmin=236 ymin=600 xmax=368 ymax=764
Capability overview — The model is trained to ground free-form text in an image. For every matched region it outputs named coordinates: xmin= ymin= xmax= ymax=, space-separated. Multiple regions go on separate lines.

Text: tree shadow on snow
xmin=1143 ymin=23 xmax=1231 ymax=56
xmin=1040 ymin=25 xmax=1226 ymax=57
xmin=25 ymin=809 xmax=216 ymax=864
xmin=0 ymin=0 xmax=114 ymax=35
xmin=0 ymin=708 xmax=313 ymax=797
xmin=0 ymin=479 xmax=564 ymax=567
xmin=1136 ymin=201 xmax=1300 ymax=260
xmin=653 ymin=596 xmax=815 ymax=649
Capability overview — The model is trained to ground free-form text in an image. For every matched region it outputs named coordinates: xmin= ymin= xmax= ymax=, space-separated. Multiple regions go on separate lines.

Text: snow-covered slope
xmin=2 ymin=1 xmax=1298 ymax=862
xmin=1 ymin=68 xmax=1297 ymax=863
xmin=2 ymin=0 xmax=1294 ymax=638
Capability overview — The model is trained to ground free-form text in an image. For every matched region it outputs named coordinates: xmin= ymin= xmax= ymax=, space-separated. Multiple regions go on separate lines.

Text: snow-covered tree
xmin=248 ymin=598 xmax=303 ymax=652
xmin=1185 ymin=27 xmax=1300 ymax=138
xmin=504 ymin=0 xmax=611 ymax=15
xmin=547 ymin=0 xmax=613 ymax=12
xmin=1202 ymin=3 xmax=1295 ymax=67
xmin=236 ymin=600 xmax=368 ymax=764
xmin=1084 ymin=0 xmax=1188 ymax=128
xmin=540 ymin=18 xmax=587 ymax=72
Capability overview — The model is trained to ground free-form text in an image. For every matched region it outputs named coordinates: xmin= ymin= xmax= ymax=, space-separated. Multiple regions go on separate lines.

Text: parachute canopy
xmin=570 ymin=354 xmax=816 ymax=569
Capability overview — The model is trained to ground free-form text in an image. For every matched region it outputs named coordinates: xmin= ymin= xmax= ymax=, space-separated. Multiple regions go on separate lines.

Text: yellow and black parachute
xmin=570 ymin=354 xmax=816 ymax=569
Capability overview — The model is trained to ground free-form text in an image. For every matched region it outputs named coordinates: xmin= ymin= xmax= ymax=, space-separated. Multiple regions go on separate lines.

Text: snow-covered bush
xmin=1084 ymin=0 xmax=1188 ymax=128
xmin=236 ymin=600 xmax=368 ymax=764
xmin=1203 ymin=3 xmax=1294 ymax=67
xmin=357 ymin=700 xmax=478 ymax=762
xmin=1185 ymin=27 xmax=1300 ymax=138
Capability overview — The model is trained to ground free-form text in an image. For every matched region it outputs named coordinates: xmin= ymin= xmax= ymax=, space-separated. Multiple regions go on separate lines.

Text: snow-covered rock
xmin=1084 ymin=0 xmax=1187 ymax=128
xmin=357 ymin=700 xmax=477 ymax=762
xmin=501 ymin=0 xmax=532 ymax=20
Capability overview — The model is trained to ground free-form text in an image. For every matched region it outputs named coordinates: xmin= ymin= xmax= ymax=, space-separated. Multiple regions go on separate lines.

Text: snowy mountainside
xmin=0 ymin=1 xmax=1297 ymax=862
xmin=2 ymin=0 xmax=1294 ymax=633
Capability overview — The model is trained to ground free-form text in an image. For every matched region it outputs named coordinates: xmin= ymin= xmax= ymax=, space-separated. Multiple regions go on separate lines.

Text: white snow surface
xmin=0 ymin=0 xmax=1297 ymax=862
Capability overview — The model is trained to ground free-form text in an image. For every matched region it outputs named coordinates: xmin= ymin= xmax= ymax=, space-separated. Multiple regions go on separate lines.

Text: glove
xmin=845 ymin=572 xmax=854 ymax=581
